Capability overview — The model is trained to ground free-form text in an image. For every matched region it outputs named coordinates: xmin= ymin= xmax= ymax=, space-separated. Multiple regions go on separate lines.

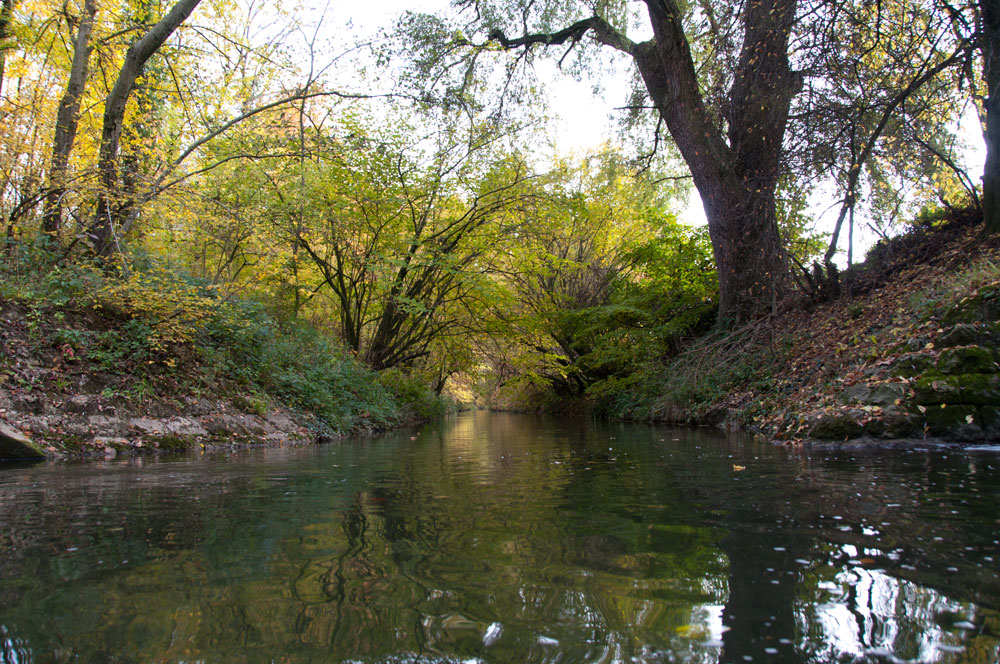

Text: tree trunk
xmin=634 ymin=0 xmax=797 ymax=323
xmin=982 ymin=0 xmax=1000 ymax=235
xmin=0 ymin=0 xmax=15 ymax=98
xmin=702 ymin=181 xmax=787 ymax=321
xmin=42 ymin=0 xmax=97 ymax=238
xmin=487 ymin=0 xmax=798 ymax=322
xmin=89 ymin=0 xmax=201 ymax=256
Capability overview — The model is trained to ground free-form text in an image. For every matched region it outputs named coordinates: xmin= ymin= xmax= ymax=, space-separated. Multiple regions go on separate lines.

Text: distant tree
xmin=222 ymin=112 xmax=538 ymax=372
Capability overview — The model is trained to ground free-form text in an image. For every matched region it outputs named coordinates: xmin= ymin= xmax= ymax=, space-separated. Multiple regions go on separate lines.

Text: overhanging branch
xmin=487 ymin=15 xmax=635 ymax=56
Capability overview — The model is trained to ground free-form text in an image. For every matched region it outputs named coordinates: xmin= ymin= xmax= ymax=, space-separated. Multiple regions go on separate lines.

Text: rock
xmin=942 ymin=285 xmax=1000 ymax=325
xmin=843 ymin=384 xmax=872 ymax=404
xmin=913 ymin=373 xmax=1000 ymax=406
xmin=235 ymin=414 xmax=265 ymax=436
xmin=891 ymin=352 xmax=936 ymax=378
xmin=164 ymin=417 xmax=208 ymax=437
xmin=923 ymin=404 xmax=983 ymax=441
xmin=937 ymin=324 xmax=984 ymax=348
xmin=145 ymin=401 xmax=180 ymax=418
xmin=979 ymin=406 xmax=1000 ymax=439
xmin=200 ymin=414 xmax=261 ymax=438
xmin=843 ymin=381 xmax=908 ymax=407
xmin=64 ymin=395 xmax=101 ymax=416
xmin=0 ymin=419 xmax=46 ymax=459
xmin=93 ymin=436 xmax=129 ymax=448
xmin=266 ymin=411 xmax=300 ymax=433
xmin=868 ymin=382 xmax=909 ymax=406
xmin=9 ymin=393 xmax=46 ymax=415
xmin=87 ymin=415 xmax=126 ymax=436
xmin=60 ymin=420 xmax=97 ymax=438
xmin=76 ymin=372 xmax=111 ymax=394
xmin=130 ymin=418 xmax=166 ymax=435
xmin=937 ymin=346 xmax=997 ymax=375
xmin=879 ymin=408 xmax=924 ymax=439
xmin=809 ymin=412 xmax=865 ymax=440
xmin=183 ymin=398 xmax=218 ymax=416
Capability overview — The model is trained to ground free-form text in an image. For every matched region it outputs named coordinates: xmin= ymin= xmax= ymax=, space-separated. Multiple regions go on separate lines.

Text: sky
xmin=321 ymin=0 xmax=986 ymax=267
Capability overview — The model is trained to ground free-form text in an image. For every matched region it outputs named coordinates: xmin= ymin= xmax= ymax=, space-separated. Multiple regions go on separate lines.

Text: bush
xmin=204 ymin=300 xmax=406 ymax=434
xmin=378 ymin=369 xmax=452 ymax=422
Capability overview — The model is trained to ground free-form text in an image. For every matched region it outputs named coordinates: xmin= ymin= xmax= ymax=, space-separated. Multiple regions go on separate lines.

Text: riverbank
xmin=0 ymin=258 xmax=446 ymax=460
xmin=611 ymin=211 xmax=1000 ymax=444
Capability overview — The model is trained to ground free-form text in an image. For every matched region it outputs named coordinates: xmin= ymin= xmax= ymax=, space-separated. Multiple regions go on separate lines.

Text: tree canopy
xmin=0 ymin=0 xmax=991 ymax=402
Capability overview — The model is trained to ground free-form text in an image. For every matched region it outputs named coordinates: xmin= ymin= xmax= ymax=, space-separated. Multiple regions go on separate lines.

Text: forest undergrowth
xmin=603 ymin=210 xmax=1000 ymax=443
xmin=0 ymin=247 xmax=449 ymax=455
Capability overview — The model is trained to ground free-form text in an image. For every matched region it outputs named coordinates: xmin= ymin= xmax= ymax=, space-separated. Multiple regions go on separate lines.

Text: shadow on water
xmin=0 ymin=411 xmax=999 ymax=663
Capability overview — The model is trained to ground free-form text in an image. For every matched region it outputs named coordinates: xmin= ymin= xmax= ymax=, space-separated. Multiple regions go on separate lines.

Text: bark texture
xmin=982 ymin=0 xmax=1000 ymax=235
xmin=90 ymin=0 xmax=201 ymax=256
xmin=636 ymin=0 xmax=797 ymax=322
xmin=42 ymin=0 xmax=97 ymax=237
xmin=0 ymin=0 xmax=14 ymax=98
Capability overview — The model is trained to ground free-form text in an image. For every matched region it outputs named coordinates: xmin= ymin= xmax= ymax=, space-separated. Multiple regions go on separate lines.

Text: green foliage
xmin=489 ymin=185 xmax=720 ymax=410
xmin=202 ymin=299 xmax=406 ymax=434
xmin=378 ymin=368 xmax=453 ymax=422
xmin=0 ymin=248 xmax=426 ymax=434
xmin=601 ymin=326 xmax=779 ymax=423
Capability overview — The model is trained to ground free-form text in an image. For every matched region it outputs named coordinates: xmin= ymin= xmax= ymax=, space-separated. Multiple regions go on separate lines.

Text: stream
xmin=1 ymin=411 xmax=999 ymax=663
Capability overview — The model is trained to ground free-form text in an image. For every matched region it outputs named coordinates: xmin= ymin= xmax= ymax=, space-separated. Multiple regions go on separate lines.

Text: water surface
xmin=1 ymin=412 xmax=999 ymax=663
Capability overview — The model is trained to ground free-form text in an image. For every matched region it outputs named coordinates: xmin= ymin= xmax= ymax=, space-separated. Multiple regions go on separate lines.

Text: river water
xmin=0 ymin=412 xmax=998 ymax=663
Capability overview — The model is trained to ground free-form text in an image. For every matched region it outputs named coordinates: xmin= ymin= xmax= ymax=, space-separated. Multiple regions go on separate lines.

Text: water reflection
xmin=0 ymin=412 xmax=998 ymax=663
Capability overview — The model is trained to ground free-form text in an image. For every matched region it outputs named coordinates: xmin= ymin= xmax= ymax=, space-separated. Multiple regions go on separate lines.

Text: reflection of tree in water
xmin=0 ymin=415 xmax=999 ymax=663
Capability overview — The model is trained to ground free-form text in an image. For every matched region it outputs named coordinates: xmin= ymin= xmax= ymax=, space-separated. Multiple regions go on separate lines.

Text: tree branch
xmin=488 ymin=15 xmax=635 ymax=56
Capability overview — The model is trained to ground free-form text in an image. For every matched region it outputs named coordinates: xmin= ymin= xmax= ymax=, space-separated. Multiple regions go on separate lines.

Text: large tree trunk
xmin=0 ymin=0 xmax=15 ymax=98
xmin=634 ymin=0 xmax=797 ymax=323
xmin=488 ymin=0 xmax=798 ymax=322
xmin=982 ymin=0 xmax=1000 ymax=235
xmin=42 ymin=0 xmax=97 ymax=238
xmin=702 ymin=181 xmax=787 ymax=321
xmin=89 ymin=0 xmax=201 ymax=257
